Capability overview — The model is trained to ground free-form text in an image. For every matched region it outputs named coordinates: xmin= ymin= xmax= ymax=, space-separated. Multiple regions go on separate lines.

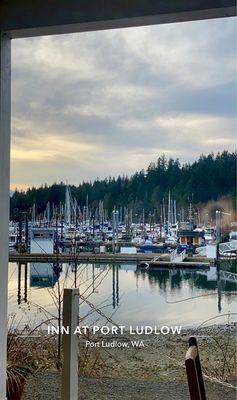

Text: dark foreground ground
xmin=23 ymin=372 xmax=236 ymax=400
xmin=21 ymin=325 xmax=236 ymax=399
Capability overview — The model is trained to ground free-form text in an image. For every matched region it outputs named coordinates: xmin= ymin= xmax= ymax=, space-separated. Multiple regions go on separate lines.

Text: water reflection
xmin=112 ymin=265 xmax=119 ymax=309
xmin=17 ymin=262 xmax=28 ymax=305
xmin=30 ymin=262 xmax=61 ymax=288
xmin=9 ymin=261 xmax=237 ymax=328
xmin=136 ymin=266 xmax=236 ymax=293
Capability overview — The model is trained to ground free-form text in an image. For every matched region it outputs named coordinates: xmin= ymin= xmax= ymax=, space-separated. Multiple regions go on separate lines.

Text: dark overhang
xmin=0 ymin=0 xmax=236 ymax=39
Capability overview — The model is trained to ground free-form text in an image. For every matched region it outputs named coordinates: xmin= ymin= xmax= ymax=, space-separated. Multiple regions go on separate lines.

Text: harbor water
xmin=8 ymin=261 xmax=236 ymax=329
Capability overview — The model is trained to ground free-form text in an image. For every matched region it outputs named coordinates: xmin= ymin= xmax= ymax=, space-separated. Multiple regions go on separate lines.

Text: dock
xmin=140 ymin=261 xmax=210 ymax=269
xmin=9 ymin=252 xmax=156 ymax=263
xmin=9 ymin=252 xmax=211 ymax=267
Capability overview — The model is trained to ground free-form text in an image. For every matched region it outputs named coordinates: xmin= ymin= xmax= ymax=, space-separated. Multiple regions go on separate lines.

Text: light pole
xmin=215 ymin=210 xmax=231 ymax=260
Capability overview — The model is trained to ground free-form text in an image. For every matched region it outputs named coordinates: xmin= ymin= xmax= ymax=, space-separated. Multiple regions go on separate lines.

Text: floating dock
xmin=9 ymin=252 xmax=211 ymax=267
xmin=9 ymin=252 xmax=157 ymax=263
xmin=139 ymin=260 xmax=210 ymax=269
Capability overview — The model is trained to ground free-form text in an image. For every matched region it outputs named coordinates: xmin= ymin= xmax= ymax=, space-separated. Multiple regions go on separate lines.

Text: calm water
xmin=8 ymin=262 xmax=236 ymax=329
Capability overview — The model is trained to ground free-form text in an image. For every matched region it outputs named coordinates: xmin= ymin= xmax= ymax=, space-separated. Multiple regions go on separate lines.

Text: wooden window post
xmin=185 ymin=336 xmax=206 ymax=400
xmin=61 ymin=288 xmax=79 ymax=400
xmin=0 ymin=32 xmax=11 ymax=400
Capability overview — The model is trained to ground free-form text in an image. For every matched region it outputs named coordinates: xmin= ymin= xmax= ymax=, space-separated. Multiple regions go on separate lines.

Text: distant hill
xmin=10 ymin=151 xmax=236 ymax=219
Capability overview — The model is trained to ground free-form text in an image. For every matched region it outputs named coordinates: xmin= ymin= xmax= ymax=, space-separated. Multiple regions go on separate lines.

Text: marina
xmin=0 ymin=0 xmax=236 ymax=398
xmin=8 ymin=186 xmax=237 ymax=266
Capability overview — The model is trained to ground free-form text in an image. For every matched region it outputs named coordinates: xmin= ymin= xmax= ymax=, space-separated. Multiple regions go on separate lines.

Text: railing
xmin=170 ymin=249 xmax=187 ymax=262
xmin=219 ymin=241 xmax=237 ymax=254
xmin=220 ymin=270 xmax=237 ymax=283
xmin=152 ymin=254 xmax=162 ymax=262
xmin=180 ymin=249 xmax=187 ymax=261
xmin=170 ymin=249 xmax=177 ymax=262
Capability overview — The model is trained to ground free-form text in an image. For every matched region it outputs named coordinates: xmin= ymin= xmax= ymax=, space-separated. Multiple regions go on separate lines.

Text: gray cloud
xmin=11 ymin=17 xmax=236 ymax=189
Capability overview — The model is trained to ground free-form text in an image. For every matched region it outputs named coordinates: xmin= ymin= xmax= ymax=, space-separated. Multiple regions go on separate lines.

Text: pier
xmin=142 ymin=261 xmax=210 ymax=269
xmin=9 ymin=251 xmax=211 ymax=267
xmin=9 ymin=252 xmax=162 ymax=263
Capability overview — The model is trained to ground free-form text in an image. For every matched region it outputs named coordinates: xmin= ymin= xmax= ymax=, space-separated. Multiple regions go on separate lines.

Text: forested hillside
xmin=10 ymin=151 xmax=236 ymax=217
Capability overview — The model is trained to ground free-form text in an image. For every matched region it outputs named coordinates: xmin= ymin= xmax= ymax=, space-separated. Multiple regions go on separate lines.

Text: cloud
xmin=11 ymin=17 xmax=236 ymax=189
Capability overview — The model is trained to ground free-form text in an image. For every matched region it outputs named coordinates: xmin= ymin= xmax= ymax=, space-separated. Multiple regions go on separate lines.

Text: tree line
xmin=10 ymin=151 xmax=236 ymax=218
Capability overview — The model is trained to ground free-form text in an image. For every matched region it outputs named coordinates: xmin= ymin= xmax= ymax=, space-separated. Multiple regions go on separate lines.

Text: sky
xmin=11 ymin=17 xmax=236 ymax=190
